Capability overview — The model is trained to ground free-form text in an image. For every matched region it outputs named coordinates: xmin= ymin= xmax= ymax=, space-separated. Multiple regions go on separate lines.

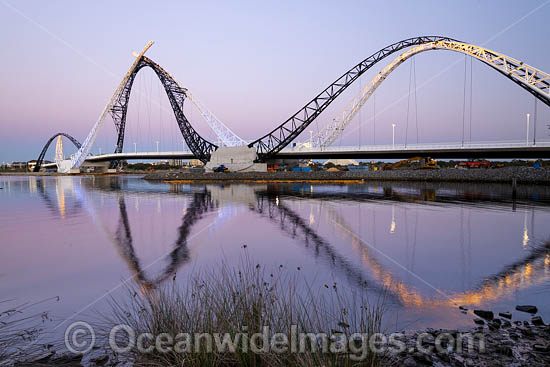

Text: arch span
xmin=68 ymin=42 xmax=217 ymax=173
xmin=33 ymin=132 xmax=82 ymax=172
xmin=249 ymin=36 xmax=550 ymax=161
xmin=106 ymin=55 xmax=218 ymax=168
xmin=316 ymin=40 xmax=550 ymax=147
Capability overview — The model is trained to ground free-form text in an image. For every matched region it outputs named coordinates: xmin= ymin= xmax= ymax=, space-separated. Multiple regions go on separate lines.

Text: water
xmin=1 ymin=175 xmax=550 ymax=342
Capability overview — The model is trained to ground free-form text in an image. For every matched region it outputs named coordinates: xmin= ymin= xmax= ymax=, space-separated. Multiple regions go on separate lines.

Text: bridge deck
xmin=81 ymin=141 xmax=550 ymax=162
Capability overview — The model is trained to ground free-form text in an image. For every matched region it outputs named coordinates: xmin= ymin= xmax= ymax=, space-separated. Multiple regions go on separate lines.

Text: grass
xmin=105 ymin=253 xmax=389 ymax=366
xmin=0 ymin=299 xmax=53 ymax=366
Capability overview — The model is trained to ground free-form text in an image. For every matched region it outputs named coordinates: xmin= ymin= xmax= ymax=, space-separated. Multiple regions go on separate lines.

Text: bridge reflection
xmin=32 ymin=177 xmax=550 ymax=311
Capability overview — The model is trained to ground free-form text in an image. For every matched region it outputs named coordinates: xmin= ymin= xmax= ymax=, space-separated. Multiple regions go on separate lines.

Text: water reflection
xmin=113 ymin=190 xmax=215 ymax=293
xmin=3 ymin=175 xmax=550 ymax=329
xmin=80 ymin=179 xmax=550 ymax=308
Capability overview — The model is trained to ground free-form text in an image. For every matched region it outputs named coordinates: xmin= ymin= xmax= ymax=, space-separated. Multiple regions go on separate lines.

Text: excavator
xmin=384 ymin=157 xmax=439 ymax=170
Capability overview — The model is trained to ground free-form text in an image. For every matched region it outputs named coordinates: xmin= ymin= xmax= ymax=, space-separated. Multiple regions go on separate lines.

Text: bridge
xmin=33 ymin=36 xmax=550 ymax=172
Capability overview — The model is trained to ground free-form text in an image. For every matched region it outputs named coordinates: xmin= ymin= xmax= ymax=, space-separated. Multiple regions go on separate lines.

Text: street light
xmin=133 ymin=142 xmax=137 ymax=153
xmin=526 ymin=113 xmax=530 ymax=146
xmin=155 ymin=141 xmax=160 ymax=152
xmin=182 ymin=138 xmax=185 ymax=151
xmin=99 ymin=147 xmax=102 ymax=155
xmin=392 ymin=124 xmax=396 ymax=148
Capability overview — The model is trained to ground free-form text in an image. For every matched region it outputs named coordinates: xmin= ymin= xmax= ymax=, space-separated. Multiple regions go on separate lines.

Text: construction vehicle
xmin=213 ymin=164 xmax=230 ymax=173
xmin=384 ymin=157 xmax=439 ymax=170
xmin=456 ymin=160 xmax=490 ymax=169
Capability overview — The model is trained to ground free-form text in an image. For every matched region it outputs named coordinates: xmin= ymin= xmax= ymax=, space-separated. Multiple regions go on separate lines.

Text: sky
xmin=1 ymin=0 xmax=550 ymax=162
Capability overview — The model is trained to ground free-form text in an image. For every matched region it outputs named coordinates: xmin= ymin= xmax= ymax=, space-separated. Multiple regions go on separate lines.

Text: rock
xmin=51 ymin=354 xmax=82 ymax=364
xmin=531 ymin=316 xmax=545 ymax=326
xmin=474 ymin=309 xmax=494 ymax=320
xmin=31 ymin=352 xmax=55 ymax=363
xmin=520 ymin=327 xmax=535 ymax=337
xmin=474 ymin=318 xmax=485 ymax=325
xmin=91 ymin=355 xmax=109 ymax=365
xmin=516 ymin=305 xmax=538 ymax=314
xmin=412 ymin=351 xmax=432 ymax=364
xmin=502 ymin=320 xmax=512 ymax=328
xmin=533 ymin=344 xmax=550 ymax=353
xmin=496 ymin=345 xmax=513 ymax=356
xmin=403 ymin=357 xmax=417 ymax=367
xmin=499 ymin=312 xmax=512 ymax=319
xmin=488 ymin=320 xmax=501 ymax=330
xmin=459 ymin=305 xmax=468 ymax=311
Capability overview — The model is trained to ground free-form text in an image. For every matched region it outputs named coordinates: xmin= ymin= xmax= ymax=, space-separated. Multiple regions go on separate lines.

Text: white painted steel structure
xmin=314 ymin=41 xmax=550 ymax=148
xmin=65 ymin=41 xmax=245 ymax=173
xmin=184 ymin=89 xmax=247 ymax=147
xmin=72 ymin=140 xmax=550 ymax=163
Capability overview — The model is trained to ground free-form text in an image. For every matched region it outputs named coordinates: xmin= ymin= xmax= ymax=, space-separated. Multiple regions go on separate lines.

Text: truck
xmin=213 ymin=164 xmax=230 ymax=173
xmin=456 ymin=160 xmax=490 ymax=169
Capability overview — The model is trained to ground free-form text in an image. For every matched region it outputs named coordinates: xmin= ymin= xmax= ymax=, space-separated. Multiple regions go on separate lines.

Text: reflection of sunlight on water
xmin=390 ymin=205 xmax=396 ymax=234
xmin=329 ymin=205 xmax=550 ymax=310
xmin=522 ymin=211 xmax=529 ymax=247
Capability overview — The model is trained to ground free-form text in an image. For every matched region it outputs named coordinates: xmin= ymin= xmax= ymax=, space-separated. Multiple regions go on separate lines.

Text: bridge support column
xmin=79 ymin=161 xmax=112 ymax=173
xmin=205 ymin=146 xmax=267 ymax=172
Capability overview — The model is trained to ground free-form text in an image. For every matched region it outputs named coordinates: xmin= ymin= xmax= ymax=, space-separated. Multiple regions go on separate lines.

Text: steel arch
xmin=33 ymin=133 xmax=82 ymax=172
xmin=108 ymin=56 xmax=217 ymax=168
xmin=249 ymin=36 xmax=550 ymax=161
xmin=315 ymin=41 xmax=550 ymax=148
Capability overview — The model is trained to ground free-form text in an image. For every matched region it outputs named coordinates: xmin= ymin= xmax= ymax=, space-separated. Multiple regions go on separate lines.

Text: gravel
xmin=144 ymin=167 xmax=550 ymax=184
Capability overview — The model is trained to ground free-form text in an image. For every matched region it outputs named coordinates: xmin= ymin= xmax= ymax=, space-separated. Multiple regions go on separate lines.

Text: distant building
xmin=189 ymin=159 xmax=204 ymax=167
xmin=323 ymin=159 xmax=359 ymax=166
xmin=27 ymin=160 xmax=38 ymax=171
xmin=168 ymin=159 xmax=185 ymax=167
xmin=11 ymin=161 xmax=28 ymax=170
xmin=152 ymin=160 xmax=169 ymax=166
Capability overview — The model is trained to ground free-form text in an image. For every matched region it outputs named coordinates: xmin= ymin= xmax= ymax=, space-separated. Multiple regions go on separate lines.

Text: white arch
xmin=67 ymin=41 xmax=245 ymax=173
xmin=315 ymin=40 xmax=550 ymax=148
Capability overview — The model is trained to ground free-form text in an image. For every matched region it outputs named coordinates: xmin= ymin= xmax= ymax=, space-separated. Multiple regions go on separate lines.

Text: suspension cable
xmin=137 ymin=72 xmax=142 ymax=151
xmin=359 ymin=74 xmax=362 ymax=148
xmin=405 ymin=59 xmax=413 ymax=148
xmin=159 ymin=77 xmax=163 ymax=152
xmin=534 ymin=97 xmax=537 ymax=145
xmin=469 ymin=56 xmax=473 ymax=143
xmin=413 ymin=57 xmax=418 ymax=144
xmin=147 ymin=70 xmax=152 ymax=151
xmin=461 ymin=55 xmax=467 ymax=147
xmin=373 ymin=93 xmax=376 ymax=145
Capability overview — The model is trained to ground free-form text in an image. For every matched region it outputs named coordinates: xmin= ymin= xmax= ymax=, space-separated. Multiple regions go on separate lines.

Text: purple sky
xmin=1 ymin=0 xmax=549 ymax=162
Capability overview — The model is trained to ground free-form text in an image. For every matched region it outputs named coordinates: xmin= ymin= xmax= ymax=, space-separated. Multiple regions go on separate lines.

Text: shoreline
xmin=143 ymin=166 xmax=550 ymax=184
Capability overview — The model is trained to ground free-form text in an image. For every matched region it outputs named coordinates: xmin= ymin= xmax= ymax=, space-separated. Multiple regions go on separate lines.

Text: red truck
xmin=456 ymin=160 xmax=490 ymax=169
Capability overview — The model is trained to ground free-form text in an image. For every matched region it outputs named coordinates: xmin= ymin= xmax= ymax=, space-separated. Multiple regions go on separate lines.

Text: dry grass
xmin=0 ymin=299 xmax=52 ymax=365
xmin=105 ymin=254 xmax=389 ymax=366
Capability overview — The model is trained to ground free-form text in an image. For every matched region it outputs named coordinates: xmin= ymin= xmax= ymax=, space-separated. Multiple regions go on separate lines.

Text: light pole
xmin=526 ymin=113 xmax=530 ymax=146
xmin=99 ymin=147 xmax=102 ymax=155
xmin=133 ymin=142 xmax=137 ymax=153
xmin=156 ymin=141 xmax=160 ymax=152
xmin=182 ymin=138 xmax=185 ymax=151
xmin=392 ymin=124 xmax=396 ymax=148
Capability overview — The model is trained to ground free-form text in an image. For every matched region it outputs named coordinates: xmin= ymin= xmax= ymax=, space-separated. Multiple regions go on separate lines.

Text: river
xmin=1 ymin=175 xmax=550 ymax=342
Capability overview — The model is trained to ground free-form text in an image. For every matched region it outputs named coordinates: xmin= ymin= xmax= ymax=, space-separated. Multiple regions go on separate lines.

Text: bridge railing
xmin=283 ymin=140 xmax=550 ymax=153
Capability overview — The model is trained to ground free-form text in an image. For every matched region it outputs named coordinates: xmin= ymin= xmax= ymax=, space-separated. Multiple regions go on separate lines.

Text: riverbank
xmin=11 ymin=307 xmax=550 ymax=367
xmin=144 ymin=166 xmax=550 ymax=184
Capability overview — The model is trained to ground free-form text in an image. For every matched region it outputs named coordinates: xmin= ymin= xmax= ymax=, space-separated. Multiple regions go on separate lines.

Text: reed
xmin=106 ymin=254 xmax=389 ymax=366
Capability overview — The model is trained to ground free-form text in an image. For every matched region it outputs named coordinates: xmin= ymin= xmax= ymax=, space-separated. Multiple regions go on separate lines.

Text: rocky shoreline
xmin=393 ymin=311 xmax=550 ymax=367
xmin=143 ymin=166 xmax=550 ymax=184
xmin=13 ymin=305 xmax=549 ymax=367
